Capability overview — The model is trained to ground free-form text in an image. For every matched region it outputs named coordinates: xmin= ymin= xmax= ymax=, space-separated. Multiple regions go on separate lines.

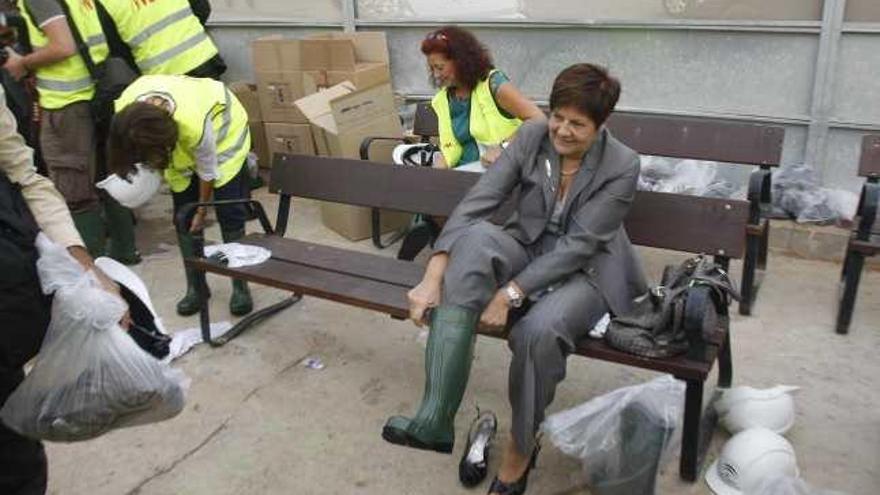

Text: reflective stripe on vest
xmin=99 ymin=0 xmax=218 ymax=76
xmin=115 ymin=75 xmax=250 ymax=193
xmin=18 ymin=0 xmax=108 ymax=109
xmin=431 ymin=70 xmax=522 ymax=167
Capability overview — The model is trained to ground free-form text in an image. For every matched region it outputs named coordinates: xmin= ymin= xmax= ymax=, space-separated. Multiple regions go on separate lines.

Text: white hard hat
xmin=96 ymin=163 xmax=162 ymax=209
xmin=705 ymin=428 xmax=799 ymax=495
xmin=716 ymin=385 xmax=799 ymax=435
xmin=94 ymin=256 xmax=167 ymax=335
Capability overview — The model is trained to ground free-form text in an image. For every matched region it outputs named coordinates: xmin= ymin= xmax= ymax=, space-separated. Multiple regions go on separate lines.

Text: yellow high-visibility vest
xmin=97 ymin=0 xmax=218 ymax=75
xmin=431 ymin=70 xmax=522 ymax=167
xmin=19 ymin=0 xmax=109 ymax=109
xmin=115 ymin=75 xmax=250 ymax=193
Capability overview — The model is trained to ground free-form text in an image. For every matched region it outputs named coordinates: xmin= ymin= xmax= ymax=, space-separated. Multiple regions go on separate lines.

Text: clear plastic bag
xmin=771 ymin=164 xmax=858 ymax=225
xmin=638 ymin=156 xmax=738 ymax=198
xmin=542 ymin=375 xmax=684 ymax=495
xmin=0 ymin=235 xmax=187 ymax=442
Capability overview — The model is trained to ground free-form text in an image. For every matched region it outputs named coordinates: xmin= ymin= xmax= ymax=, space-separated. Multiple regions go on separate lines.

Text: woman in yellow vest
xmin=420 ymin=26 xmax=544 ymax=169
xmin=105 ymin=75 xmax=254 ymax=317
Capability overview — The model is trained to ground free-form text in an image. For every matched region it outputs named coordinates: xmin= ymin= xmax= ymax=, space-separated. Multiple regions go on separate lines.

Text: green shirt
xmin=448 ymin=70 xmax=511 ymax=165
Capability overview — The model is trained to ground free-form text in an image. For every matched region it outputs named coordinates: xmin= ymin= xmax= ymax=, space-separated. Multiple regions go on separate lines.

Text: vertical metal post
xmin=805 ymin=0 xmax=847 ymax=175
xmin=342 ymin=0 xmax=357 ymax=32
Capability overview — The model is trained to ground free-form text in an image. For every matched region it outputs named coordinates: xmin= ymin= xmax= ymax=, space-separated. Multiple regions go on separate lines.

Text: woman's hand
xmin=189 ymin=207 xmax=207 ymax=233
xmin=480 ymin=289 xmax=510 ymax=333
xmin=480 ymin=145 xmax=503 ymax=166
xmin=407 ymin=277 xmax=441 ymax=327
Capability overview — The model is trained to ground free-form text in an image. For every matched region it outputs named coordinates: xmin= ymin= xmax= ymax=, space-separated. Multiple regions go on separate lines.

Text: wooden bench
xmin=176 ymin=153 xmax=750 ymax=482
xmin=363 ymin=103 xmax=782 ymax=316
xmin=836 ymin=134 xmax=880 ymax=334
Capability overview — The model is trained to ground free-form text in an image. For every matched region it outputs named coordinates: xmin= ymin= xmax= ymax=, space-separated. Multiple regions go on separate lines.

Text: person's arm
xmin=189 ymin=117 xmax=219 ymax=232
xmin=494 ymin=82 xmax=544 ymax=123
xmin=512 ymin=155 xmax=641 ymax=297
xmin=3 ymin=15 xmax=77 ymax=81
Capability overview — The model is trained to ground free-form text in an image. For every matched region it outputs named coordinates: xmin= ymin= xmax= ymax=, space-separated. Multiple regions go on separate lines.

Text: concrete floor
xmin=43 ymin=184 xmax=879 ymax=495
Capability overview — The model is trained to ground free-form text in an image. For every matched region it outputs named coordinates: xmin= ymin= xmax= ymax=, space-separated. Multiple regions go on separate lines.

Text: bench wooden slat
xmin=596 ymin=113 xmax=784 ymax=166
xmin=859 ymin=134 xmax=880 ymax=177
xmin=625 ymin=190 xmax=749 ymax=257
xmin=270 ymin=156 xmax=750 ymax=259
xmin=243 ymin=235 xmax=425 ymax=287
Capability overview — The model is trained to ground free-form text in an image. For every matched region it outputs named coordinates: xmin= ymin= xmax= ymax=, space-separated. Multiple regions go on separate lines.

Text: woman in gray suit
xmin=382 ymin=63 xmax=648 ymax=494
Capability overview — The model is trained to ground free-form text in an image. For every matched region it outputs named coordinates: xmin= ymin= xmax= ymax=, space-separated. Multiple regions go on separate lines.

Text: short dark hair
xmin=107 ymin=102 xmax=178 ymax=178
xmin=549 ymin=63 xmax=621 ymax=128
xmin=420 ymin=26 xmax=494 ymax=91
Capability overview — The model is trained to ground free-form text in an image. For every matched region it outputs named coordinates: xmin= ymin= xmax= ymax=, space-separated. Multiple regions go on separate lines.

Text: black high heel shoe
xmin=486 ymin=443 xmax=541 ymax=495
xmin=459 ymin=408 xmax=497 ymax=487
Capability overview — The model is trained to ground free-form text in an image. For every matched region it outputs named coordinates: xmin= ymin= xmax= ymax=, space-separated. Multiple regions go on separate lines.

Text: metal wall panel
xmin=831 ymin=34 xmax=880 ymax=127
xmin=373 ymin=27 xmax=817 ymax=121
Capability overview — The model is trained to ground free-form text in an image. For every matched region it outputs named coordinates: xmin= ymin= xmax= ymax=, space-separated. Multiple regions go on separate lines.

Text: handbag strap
xmin=53 ymin=0 xmax=98 ymax=81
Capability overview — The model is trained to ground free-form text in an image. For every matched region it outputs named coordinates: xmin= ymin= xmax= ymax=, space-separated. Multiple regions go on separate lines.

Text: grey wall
xmin=207 ymin=0 xmax=880 ymax=192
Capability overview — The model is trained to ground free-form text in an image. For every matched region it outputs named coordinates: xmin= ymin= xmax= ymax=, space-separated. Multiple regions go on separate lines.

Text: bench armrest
xmin=175 ymin=199 xmax=274 ymax=257
xmin=747 ymin=166 xmax=772 ymax=225
xmin=856 ymin=179 xmax=878 ymax=240
xmin=359 ymin=136 xmax=417 ymax=161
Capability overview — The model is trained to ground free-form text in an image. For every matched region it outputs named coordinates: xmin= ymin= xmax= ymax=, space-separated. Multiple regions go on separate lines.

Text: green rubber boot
xmin=222 ymin=227 xmax=253 ymax=316
xmin=71 ymin=208 xmax=106 ymax=258
xmin=104 ymin=197 xmax=141 ymax=265
xmin=382 ymin=306 xmax=478 ymax=453
xmin=176 ymin=232 xmax=209 ymax=316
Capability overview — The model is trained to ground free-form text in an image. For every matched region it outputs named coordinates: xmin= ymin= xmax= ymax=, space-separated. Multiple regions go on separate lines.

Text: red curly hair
xmin=421 ymin=26 xmax=494 ymax=91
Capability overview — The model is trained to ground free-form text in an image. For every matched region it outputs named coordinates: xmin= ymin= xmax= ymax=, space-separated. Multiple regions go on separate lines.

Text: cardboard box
xmin=294 ymin=81 xmax=408 ymax=241
xmin=252 ymin=34 xmax=390 ymax=123
xmin=229 ymin=81 xmax=262 ymax=123
xmin=249 ymin=122 xmax=271 ymax=169
xmin=264 ymin=123 xmax=316 ymax=164
xmin=254 ymin=71 xmax=313 ymax=124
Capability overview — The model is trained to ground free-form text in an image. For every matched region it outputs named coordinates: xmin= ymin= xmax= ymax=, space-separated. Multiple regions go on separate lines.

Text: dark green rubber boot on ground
xmin=105 ymin=197 xmax=141 ymax=265
xmin=222 ymin=227 xmax=253 ymax=316
xmin=176 ymin=232 xmax=209 ymax=316
xmin=71 ymin=208 xmax=106 ymax=258
xmin=382 ymin=306 xmax=478 ymax=453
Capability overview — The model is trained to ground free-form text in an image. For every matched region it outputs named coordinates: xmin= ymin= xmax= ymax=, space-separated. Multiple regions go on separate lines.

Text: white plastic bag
xmin=0 ymin=235 xmax=187 ymax=442
xmin=542 ymin=375 xmax=684 ymax=495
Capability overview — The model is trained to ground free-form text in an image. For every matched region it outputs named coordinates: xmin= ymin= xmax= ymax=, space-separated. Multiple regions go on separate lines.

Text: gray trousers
xmin=442 ymin=222 xmax=609 ymax=455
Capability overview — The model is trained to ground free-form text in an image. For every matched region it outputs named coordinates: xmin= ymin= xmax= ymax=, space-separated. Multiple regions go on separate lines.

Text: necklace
xmin=560 ymin=168 xmax=579 ymax=177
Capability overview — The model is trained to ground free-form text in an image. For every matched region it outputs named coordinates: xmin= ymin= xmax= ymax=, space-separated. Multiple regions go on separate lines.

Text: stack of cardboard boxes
xmin=233 ymin=32 xmax=408 ymax=241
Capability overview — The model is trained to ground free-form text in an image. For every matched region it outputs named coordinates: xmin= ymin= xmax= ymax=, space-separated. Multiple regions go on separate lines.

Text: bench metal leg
xmin=758 ymin=219 xmax=770 ymax=271
xmin=679 ymin=379 xmax=720 ymax=482
xmin=738 ymin=231 xmax=762 ymax=316
xmin=718 ymin=331 xmax=733 ymax=388
xmin=836 ymin=250 xmax=864 ymax=335
xmin=195 ymin=267 xmax=302 ymax=347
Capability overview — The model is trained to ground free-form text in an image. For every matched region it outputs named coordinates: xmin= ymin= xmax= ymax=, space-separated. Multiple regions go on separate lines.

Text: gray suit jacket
xmin=434 ymin=119 xmax=648 ymax=316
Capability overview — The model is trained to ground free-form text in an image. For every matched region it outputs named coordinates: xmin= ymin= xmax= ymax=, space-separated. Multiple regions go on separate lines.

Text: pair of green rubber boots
xmin=383 ymin=306 xmax=478 ymax=453
xmin=71 ymin=199 xmax=141 ymax=264
xmin=175 ymin=228 xmax=253 ymax=317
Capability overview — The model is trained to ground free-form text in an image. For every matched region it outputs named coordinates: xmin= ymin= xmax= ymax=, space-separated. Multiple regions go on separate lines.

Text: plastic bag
xmin=752 ymin=475 xmax=850 ymax=495
xmin=0 ymin=235 xmax=187 ymax=442
xmin=542 ymin=375 xmax=684 ymax=495
xmin=771 ymin=164 xmax=858 ymax=225
xmin=638 ymin=156 xmax=738 ymax=198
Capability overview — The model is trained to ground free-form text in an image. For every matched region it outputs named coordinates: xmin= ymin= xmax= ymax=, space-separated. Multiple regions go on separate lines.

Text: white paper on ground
xmin=163 ymin=321 xmax=233 ymax=363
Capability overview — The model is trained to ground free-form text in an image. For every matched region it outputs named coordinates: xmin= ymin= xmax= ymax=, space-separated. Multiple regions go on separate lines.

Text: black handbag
xmin=605 ymin=255 xmax=740 ymax=358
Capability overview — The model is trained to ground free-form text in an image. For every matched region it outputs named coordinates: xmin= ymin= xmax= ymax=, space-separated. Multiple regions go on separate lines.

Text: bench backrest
xmin=270 ymin=154 xmax=749 ymax=259
xmin=860 ymin=134 xmax=880 ymax=178
xmin=410 ymin=103 xmax=784 ymax=167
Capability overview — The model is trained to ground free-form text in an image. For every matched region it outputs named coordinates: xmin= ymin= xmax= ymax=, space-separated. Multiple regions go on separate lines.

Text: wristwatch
xmin=505 ymin=284 xmax=524 ymax=308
